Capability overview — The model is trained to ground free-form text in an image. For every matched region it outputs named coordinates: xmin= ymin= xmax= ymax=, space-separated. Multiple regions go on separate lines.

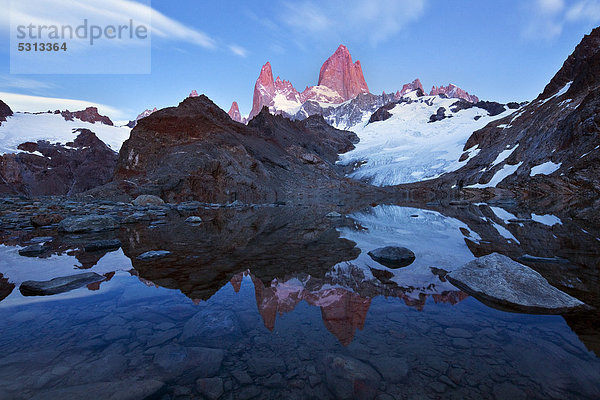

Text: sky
xmin=0 ymin=0 xmax=599 ymax=120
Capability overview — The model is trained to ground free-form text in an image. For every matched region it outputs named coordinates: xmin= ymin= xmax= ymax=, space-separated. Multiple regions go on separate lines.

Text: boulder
xmin=58 ymin=215 xmax=119 ymax=233
xmin=323 ymin=353 xmax=381 ymax=400
xmin=367 ymin=246 xmax=415 ymax=268
xmin=185 ymin=216 xmax=202 ymax=224
xmin=20 ymin=272 xmax=104 ymax=296
xmin=132 ymin=195 xmax=165 ymax=206
xmin=153 ymin=344 xmax=223 ymax=378
xmin=181 ymin=309 xmax=241 ymax=346
xmin=196 ymin=377 xmax=223 ymax=400
xmin=447 ymin=253 xmax=585 ymax=314
xmin=30 ymin=214 xmax=64 ymax=227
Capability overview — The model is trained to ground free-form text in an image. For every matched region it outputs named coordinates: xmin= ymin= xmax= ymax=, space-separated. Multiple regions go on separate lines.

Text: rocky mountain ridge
xmin=242 ymin=45 xmax=480 ymax=126
xmin=0 ymin=129 xmax=118 ymax=196
xmin=106 ymin=94 xmax=379 ymax=203
xmin=413 ymin=26 xmax=600 ymax=201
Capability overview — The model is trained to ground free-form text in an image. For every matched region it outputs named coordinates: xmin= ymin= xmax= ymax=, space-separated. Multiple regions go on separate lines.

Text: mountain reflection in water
xmin=0 ymin=203 xmax=599 ymax=399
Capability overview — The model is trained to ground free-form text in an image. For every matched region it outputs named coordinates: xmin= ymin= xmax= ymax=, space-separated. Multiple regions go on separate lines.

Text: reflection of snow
xmin=489 ymin=220 xmax=520 ymax=244
xmin=532 ymin=214 xmax=562 ymax=227
xmin=338 ymin=205 xmax=476 ymax=296
xmin=0 ymin=245 xmax=132 ymax=307
xmin=490 ymin=206 xmax=518 ymax=224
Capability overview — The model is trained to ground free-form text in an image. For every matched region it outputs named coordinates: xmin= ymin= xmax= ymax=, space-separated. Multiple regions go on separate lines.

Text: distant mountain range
xmin=0 ymin=27 xmax=598 ymax=202
xmin=226 ymin=44 xmax=480 ymax=125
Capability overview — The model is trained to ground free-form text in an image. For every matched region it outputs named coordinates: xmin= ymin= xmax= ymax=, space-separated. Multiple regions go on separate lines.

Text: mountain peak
xmin=249 ymin=62 xmax=277 ymax=119
xmin=399 ymin=79 xmax=424 ymax=96
xmin=317 ymin=45 xmax=369 ymax=101
xmin=430 ymin=84 xmax=479 ymax=103
xmin=228 ymin=101 xmax=243 ymax=123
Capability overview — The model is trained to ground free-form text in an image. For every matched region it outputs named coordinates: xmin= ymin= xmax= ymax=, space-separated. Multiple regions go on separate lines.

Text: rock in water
xmin=132 ymin=194 xmax=165 ymax=206
xmin=84 ymin=239 xmax=122 ymax=252
xmin=368 ymin=246 xmax=415 ymax=268
xmin=323 ymin=353 xmax=381 ymax=400
xmin=58 ymin=215 xmax=119 ymax=233
xmin=185 ymin=216 xmax=203 ymax=224
xmin=196 ymin=377 xmax=224 ymax=400
xmin=20 ymin=272 xmax=104 ymax=296
xmin=137 ymin=250 xmax=171 ymax=260
xmin=18 ymin=244 xmax=46 ymax=257
xmin=30 ymin=214 xmax=64 ymax=227
xmin=447 ymin=253 xmax=585 ymax=314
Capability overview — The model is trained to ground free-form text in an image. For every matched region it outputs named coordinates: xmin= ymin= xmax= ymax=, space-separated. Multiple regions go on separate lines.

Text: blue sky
xmin=0 ymin=0 xmax=599 ymax=120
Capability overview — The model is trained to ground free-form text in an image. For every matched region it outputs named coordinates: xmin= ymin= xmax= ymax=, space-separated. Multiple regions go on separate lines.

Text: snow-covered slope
xmin=339 ymin=93 xmax=517 ymax=186
xmin=0 ymin=113 xmax=131 ymax=154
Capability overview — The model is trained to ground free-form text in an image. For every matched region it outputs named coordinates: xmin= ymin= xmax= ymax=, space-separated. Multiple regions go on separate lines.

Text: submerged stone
xmin=137 ymin=250 xmax=171 ymax=260
xmin=368 ymin=246 xmax=415 ymax=268
xmin=447 ymin=253 xmax=585 ymax=314
xmin=20 ymin=272 xmax=104 ymax=296
xmin=323 ymin=353 xmax=381 ymax=400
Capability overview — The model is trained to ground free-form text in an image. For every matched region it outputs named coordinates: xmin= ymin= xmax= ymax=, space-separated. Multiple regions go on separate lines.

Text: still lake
xmin=0 ymin=203 xmax=599 ymax=399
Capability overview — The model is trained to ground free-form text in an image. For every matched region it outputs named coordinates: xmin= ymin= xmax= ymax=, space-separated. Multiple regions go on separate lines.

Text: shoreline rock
xmin=447 ymin=253 xmax=586 ymax=314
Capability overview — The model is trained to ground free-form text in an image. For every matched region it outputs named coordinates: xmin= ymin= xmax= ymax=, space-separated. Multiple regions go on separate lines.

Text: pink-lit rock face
xmin=227 ymin=101 xmax=243 ymax=123
xmin=135 ymin=108 xmax=158 ymax=123
xmin=398 ymin=78 xmax=425 ymax=97
xmin=248 ymin=45 xmax=371 ymax=120
xmin=318 ymin=45 xmax=370 ymax=101
xmin=429 ymin=84 xmax=479 ymax=103
xmin=249 ymin=62 xmax=277 ymax=119
xmin=189 ymin=90 xmax=199 ymax=98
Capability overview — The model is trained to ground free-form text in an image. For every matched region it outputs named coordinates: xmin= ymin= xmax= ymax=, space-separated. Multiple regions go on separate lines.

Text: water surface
xmin=0 ymin=204 xmax=599 ymax=399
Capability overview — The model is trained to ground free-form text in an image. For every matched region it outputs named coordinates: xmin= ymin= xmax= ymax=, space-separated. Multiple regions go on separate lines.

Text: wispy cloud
xmin=280 ymin=0 xmax=426 ymax=46
xmin=228 ymin=44 xmax=248 ymax=58
xmin=0 ymin=91 xmax=127 ymax=119
xmin=0 ymin=76 xmax=57 ymax=91
xmin=522 ymin=0 xmax=600 ymax=40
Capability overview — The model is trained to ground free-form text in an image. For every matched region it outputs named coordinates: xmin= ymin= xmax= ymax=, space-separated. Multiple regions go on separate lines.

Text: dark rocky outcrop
xmin=0 ymin=100 xmax=13 ymax=124
xmin=57 ymin=107 xmax=113 ymax=125
xmin=0 ymin=129 xmax=118 ymax=196
xmin=109 ymin=95 xmax=376 ymax=203
xmin=429 ymin=107 xmax=448 ymax=123
xmin=473 ymin=101 xmax=506 ymax=116
xmin=368 ymin=102 xmax=395 ymax=123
